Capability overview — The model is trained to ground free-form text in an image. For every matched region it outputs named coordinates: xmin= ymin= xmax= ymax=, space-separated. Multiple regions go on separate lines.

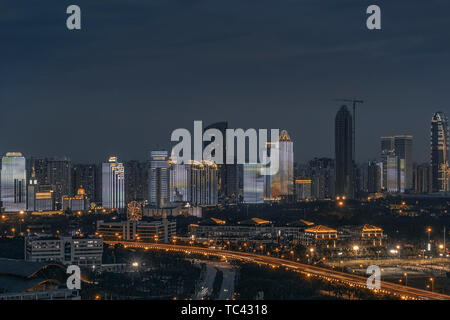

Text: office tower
xmin=243 ymin=164 xmax=264 ymax=204
xmin=169 ymin=160 xmax=219 ymax=205
xmin=1 ymin=152 xmax=27 ymax=212
xmin=430 ymin=111 xmax=449 ymax=192
xmin=335 ymin=105 xmax=354 ymax=198
xmin=226 ymin=163 xmax=243 ymax=202
xmin=72 ymin=164 xmax=97 ymax=203
xmin=102 ymin=156 xmax=125 ymax=210
xmin=27 ymin=168 xmax=38 ymax=212
xmin=46 ymin=157 xmax=71 ymax=207
xmin=149 ymin=151 xmax=170 ymax=208
xmin=28 ymin=157 xmax=49 ymax=187
xmin=367 ymin=161 xmax=382 ymax=193
xmin=386 ymin=155 xmax=405 ymax=193
xmin=380 ymin=136 xmax=413 ymax=191
xmin=270 ymin=130 xmax=294 ymax=199
xmin=307 ymin=158 xmax=335 ymax=199
xmin=295 ymin=179 xmax=312 ymax=200
xmin=204 ymin=121 xmax=228 ymax=199
xmin=62 ymin=188 xmax=90 ymax=213
xmin=124 ymin=160 xmax=148 ymax=203
xmin=414 ymin=163 xmax=432 ymax=193
xmin=190 ymin=161 xmax=219 ymax=205
xmin=394 ymin=136 xmax=413 ymax=190
xmin=170 ymin=163 xmax=190 ymax=203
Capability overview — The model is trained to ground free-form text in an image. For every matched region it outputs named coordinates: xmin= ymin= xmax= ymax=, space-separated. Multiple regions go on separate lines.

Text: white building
xmin=96 ymin=219 xmax=176 ymax=243
xmin=25 ymin=235 xmax=103 ymax=268
xmin=102 ymin=156 xmax=125 ymax=210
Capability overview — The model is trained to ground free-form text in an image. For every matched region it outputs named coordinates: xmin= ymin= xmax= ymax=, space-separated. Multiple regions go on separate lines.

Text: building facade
xmin=25 ymin=235 xmax=103 ymax=267
xmin=1 ymin=153 xmax=27 ymax=212
xmin=430 ymin=111 xmax=449 ymax=192
xmin=102 ymin=156 xmax=125 ymax=210
xmin=149 ymin=151 xmax=170 ymax=208
xmin=335 ymin=106 xmax=354 ymax=198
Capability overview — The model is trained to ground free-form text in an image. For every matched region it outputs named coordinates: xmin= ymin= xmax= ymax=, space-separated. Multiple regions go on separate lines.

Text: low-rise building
xmin=96 ymin=219 xmax=176 ymax=243
xmin=304 ymin=225 xmax=338 ymax=240
xmin=25 ymin=235 xmax=103 ymax=268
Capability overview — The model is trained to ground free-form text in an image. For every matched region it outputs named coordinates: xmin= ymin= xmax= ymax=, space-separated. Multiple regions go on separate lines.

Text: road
xmin=105 ymin=241 xmax=450 ymax=300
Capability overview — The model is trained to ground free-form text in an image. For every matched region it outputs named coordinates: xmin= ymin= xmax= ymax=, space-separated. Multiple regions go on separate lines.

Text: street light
xmin=404 ymin=273 xmax=408 ymax=286
xmin=429 ymin=278 xmax=434 ymax=292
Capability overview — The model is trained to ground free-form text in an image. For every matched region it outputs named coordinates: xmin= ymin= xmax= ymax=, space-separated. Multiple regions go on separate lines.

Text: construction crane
xmin=334 ymin=99 xmax=364 ymax=162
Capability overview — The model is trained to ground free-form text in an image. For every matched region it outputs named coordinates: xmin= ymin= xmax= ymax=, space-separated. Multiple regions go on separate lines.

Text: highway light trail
xmin=104 ymin=241 xmax=450 ymax=301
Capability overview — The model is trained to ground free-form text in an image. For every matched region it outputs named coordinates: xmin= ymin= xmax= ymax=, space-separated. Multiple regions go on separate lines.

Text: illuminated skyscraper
xmin=243 ymin=163 xmax=264 ymax=204
xmin=270 ymin=130 xmax=294 ymax=199
xmin=380 ymin=135 xmax=412 ymax=192
xmin=102 ymin=156 xmax=125 ymax=210
xmin=149 ymin=151 xmax=170 ymax=208
xmin=430 ymin=111 xmax=449 ymax=192
xmin=204 ymin=121 xmax=228 ymax=199
xmin=335 ymin=106 xmax=354 ymax=198
xmin=1 ymin=152 xmax=26 ymax=212
xmin=46 ymin=157 xmax=71 ymax=207
xmin=169 ymin=160 xmax=219 ymax=205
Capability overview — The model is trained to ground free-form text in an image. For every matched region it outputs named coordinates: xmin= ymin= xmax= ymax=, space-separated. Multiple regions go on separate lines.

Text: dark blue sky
xmin=1 ymin=0 xmax=450 ymax=164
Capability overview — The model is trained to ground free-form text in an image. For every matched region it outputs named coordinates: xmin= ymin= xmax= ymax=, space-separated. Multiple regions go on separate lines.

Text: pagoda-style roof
xmin=362 ymin=224 xmax=383 ymax=232
xmin=238 ymin=217 xmax=271 ymax=226
xmin=305 ymin=225 xmax=337 ymax=234
xmin=199 ymin=217 xmax=226 ymax=225
xmin=288 ymin=219 xmax=315 ymax=227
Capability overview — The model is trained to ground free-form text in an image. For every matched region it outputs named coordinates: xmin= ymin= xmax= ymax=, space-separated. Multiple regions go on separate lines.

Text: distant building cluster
xmin=0 ymin=111 xmax=448 ymax=214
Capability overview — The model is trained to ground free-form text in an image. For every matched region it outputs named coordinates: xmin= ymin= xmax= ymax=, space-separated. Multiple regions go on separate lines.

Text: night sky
xmin=1 ymin=0 xmax=450 ymax=164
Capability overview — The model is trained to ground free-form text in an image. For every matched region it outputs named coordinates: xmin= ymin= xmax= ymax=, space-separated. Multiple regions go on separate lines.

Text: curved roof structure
xmin=0 ymin=259 xmax=67 ymax=295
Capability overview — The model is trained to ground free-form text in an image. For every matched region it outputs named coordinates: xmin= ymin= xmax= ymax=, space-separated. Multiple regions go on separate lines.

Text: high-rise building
xmin=1 ymin=153 xmax=27 ymax=212
xmin=367 ymin=161 xmax=382 ymax=193
xmin=102 ymin=156 xmax=125 ymax=210
xmin=149 ymin=151 xmax=170 ymax=208
xmin=243 ymin=164 xmax=264 ymax=204
xmin=226 ymin=163 xmax=243 ymax=202
xmin=204 ymin=121 xmax=228 ymax=200
xmin=169 ymin=160 xmax=219 ymax=205
xmin=46 ymin=157 xmax=71 ymax=207
xmin=72 ymin=164 xmax=98 ymax=203
xmin=335 ymin=105 xmax=354 ymax=198
xmin=190 ymin=161 xmax=219 ymax=205
xmin=295 ymin=179 xmax=312 ymax=200
xmin=270 ymin=130 xmax=294 ymax=199
xmin=303 ymin=158 xmax=335 ymax=200
xmin=414 ymin=163 xmax=432 ymax=194
xmin=386 ymin=155 xmax=405 ymax=193
xmin=124 ymin=160 xmax=148 ymax=203
xmin=430 ymin=111 xmax=449 ymax=192
xmin=62 ymin=188 xmax=90 ymax=213
xmin=380 ymin=136 xmax=413 ymax=192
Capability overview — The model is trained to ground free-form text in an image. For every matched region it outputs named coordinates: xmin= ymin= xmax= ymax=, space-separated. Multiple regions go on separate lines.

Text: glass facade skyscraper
xmin=243 ymin=163 xmax=264 ymax=204
xmin=169 ymin=160 xmax=219 ymax=205
xmin=269 ymin=130 xmax=294 ymax=199
xmin=149 ymin=151 xmax=170 ymax=208
xmin=1 ymin=152 xmax=27 ymax=212
xmin=380 ymin=135 xmax=412 ymax=192
xmin=335 ymin=105 xmax=354 ymax=198
xmin=102 ymin=156 xmax=125 ymax=210
xmin=430 ymin=111 xmax=449 ymax=192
